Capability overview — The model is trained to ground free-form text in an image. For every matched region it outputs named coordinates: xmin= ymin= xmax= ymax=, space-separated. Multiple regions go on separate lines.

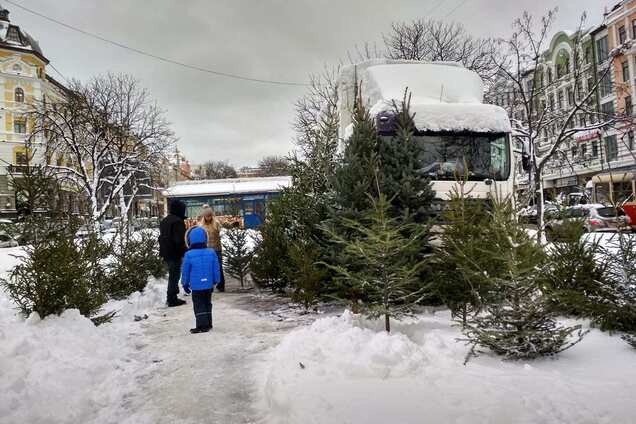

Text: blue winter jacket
xmin=181 ymin=227 xmax=221 ymax=291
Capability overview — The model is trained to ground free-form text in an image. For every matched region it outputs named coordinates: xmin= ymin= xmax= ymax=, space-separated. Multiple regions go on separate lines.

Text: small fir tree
xmin=540 ymin=221 xmax=615 ymax=317
xmin=223 ymin=224 xmax=254 ymax=288
xmin=332 ymin=93 xmax=380 ymax=217
xmin=1 ymin=215 xmax=110 ymax=318
xmin=323 ymin=193 xmax=429 ymax=332
xmin=432 ymin=180 xmax=498 ymax=326
xmin=461 ymin=197 xmax=587 ymax=361
xmin=377 ymin=91 xmax=434 ymax=222
xmin=284 ymin=240 xmax=327 ymax=309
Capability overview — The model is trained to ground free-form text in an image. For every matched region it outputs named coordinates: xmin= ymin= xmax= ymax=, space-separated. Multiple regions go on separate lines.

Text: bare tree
xmin=292 ymin=68 xmax=341 ymax=194
xmin=384 ymin=19 xmax=497 ymax=81
xmin=256 ymin=155 xmax=291 ymax=177
xmin=31 ymin=73 xmax=174 ymax=230
xmin=489 ymin=10 xmax=619 ymax=240
xmin=197 ymin=160 xmax=238 ymax=180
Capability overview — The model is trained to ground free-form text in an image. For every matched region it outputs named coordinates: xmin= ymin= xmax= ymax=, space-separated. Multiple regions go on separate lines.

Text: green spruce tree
xmin=223 ymin=224 xmax=254 ymax=288
xmin=461 ymin=197 xmax=587 ymax=361
xmin=377 ymin=91 xmax=434 ymax=222
xmin=323 ymin=193 xmax=429 ymax=332
xmin=433 ymin=180 xmax=497 ymax=325
xmin=332 ymin=93 xmax=380 ymax=217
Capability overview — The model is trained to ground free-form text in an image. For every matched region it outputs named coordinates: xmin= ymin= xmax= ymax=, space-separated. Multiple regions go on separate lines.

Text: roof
xmin=164 ymin=176 xmax=292 ymax=198
xmin=0 ymin=6 xmax=48 ymax=63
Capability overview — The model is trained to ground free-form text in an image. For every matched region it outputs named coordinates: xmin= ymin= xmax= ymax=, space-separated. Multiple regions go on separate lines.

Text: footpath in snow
xmin=0 ymin=258 xmax=309 ymax=424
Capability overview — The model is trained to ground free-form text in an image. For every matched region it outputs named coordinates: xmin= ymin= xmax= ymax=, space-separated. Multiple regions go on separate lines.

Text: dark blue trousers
xmin=191 ymin=289 xmax=212 ymax=329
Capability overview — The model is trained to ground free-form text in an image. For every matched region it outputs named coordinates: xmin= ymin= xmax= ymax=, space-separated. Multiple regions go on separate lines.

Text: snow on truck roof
xmin=164 ymin=176 xmax=291 ymax=198
xmin=338 ymin=59 xmax=511 ymax=133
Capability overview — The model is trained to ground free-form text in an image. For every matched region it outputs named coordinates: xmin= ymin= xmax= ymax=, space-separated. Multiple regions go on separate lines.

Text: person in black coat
xmin=159 ymin=200 xmax=188 ymax=307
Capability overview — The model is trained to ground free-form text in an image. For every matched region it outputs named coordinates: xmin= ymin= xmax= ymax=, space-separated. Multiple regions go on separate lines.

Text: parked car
xmin=518 ymin=202 xmax=559 ymax=224
xmin=545 ymin=204 xmax=630 ymax=239
xmin=0 ymin=232 xmax=19 ymax=248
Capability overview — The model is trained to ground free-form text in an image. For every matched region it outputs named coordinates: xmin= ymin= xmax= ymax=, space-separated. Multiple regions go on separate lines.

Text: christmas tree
xmin=460 ymin=197 xmax=587 ymax=361
xmin=223 ymin=225 xmax=254 ymax=288
xmin=323 ymin=193 xmax=429 ymax=332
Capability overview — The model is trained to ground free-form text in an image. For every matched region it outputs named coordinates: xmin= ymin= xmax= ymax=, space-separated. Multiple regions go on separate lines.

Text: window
xmin=599 ymin=71 xmax=613 ymax=97
xmin=15 ymin=151 xmax=28 ymax=166
xmin=592 ymin=140 xmax=599 ymax=157
xmin=605 ymin=135 xmax=618 ymax=161
xmin=13 ymin=119 xmax=26 ymax=133
xmin=571 ymin=145 xmax=578 ymax=158
xmin=581 ymin=143 xmax=588 ymax=157
xmin=403 ymin=133 xmax=511 ymax=181
xmin=622 ymin=61 xmax=630 ymax=82
xmin=626 ymin=95 xmax=633 ymax=116
xmin=558 ymin=90 xmax=564 ymax=109
xmin=6 ymin=27 xmax=20 ymax=43
xmin=576 ymin=81 xmax=584 ymax=101
xmin=619 ymin=26 xmax=627 ymax=44
xmin=587 ymin=76 xmax=594 ymax=92
xmin=633 ymin=19 xmax=636 ymax=39
xmin=14 ymin=87 xmax=24 ymax=103
xmin=601 ymin=101 xmax=615 ymax=117
xmin=567 ymin=87 xmax=574 ymax=106
xmin=549 ymin=93 xmax=555 ymax=110
xmin=547 ymin=67 xmax=553 ymax=83
xmin=579 ymin=114 xmax=587 ymax=127
xmin=629 ymin=130 xmax=634 ymax=150
xmin=596 ymin=36 xmax=609 ymax=63
xmin=585 ymin=46 xmax=592 ymax=64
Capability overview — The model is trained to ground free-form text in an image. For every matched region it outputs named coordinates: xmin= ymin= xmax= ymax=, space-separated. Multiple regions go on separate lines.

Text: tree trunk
xmin=385 ymin=313 xmax=391 ymax=332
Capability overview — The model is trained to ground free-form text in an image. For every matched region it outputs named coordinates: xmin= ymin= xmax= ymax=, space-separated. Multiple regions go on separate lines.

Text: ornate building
xmin=0 ymin=5 xmax=66 ymax=216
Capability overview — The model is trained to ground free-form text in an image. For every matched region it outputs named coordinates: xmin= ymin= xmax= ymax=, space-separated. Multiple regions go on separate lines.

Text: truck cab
xmin=337 ymin=60 xmax=514 ymax=207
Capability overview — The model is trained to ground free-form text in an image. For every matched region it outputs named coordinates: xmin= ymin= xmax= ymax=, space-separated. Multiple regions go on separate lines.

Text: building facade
xmin=0 ymin=6 xmax=66 ymax=216
xmin=495 ymin=1 xmax=636 ymax=203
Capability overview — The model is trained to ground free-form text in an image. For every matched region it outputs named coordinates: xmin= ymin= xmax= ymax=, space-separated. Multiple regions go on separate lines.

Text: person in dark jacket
xmin=181 ymin=226 xmax=221 ymax=333
xmin=159 ymin=200 xmax=188 ymax=307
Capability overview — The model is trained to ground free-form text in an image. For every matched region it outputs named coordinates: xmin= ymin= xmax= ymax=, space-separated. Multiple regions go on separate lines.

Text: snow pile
xmin=259 ymin=310 xmax=636 ymax=424
xmin=370 ymin=101 xmax=511 ymax=133
xmin=0 ymin=249 xmax=166 ymax=424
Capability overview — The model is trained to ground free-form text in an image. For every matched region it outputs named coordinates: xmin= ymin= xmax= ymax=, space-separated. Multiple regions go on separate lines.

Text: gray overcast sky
xmin=6 ymin=0 xmax=610 ymax=167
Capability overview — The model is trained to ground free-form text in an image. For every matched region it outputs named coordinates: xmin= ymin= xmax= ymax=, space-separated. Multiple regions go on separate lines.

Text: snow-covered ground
xmin=257 ymin=310 xmax=635 ymax=424
xmin=2 ymin=229 xmax=635 ymax=424
xmin=0 ymin=245 xmax=304 ymax=424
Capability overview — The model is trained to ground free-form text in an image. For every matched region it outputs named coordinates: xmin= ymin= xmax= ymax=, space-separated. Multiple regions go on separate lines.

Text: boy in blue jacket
xmin=181 ymin=226 xmax=221 ymax=334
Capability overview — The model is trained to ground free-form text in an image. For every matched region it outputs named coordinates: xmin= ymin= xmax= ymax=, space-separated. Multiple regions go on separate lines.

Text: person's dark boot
xmin=167 ymin=298 xmax=186 ymax=307
xmin=190 ymin=327 xmax=211 ymax=334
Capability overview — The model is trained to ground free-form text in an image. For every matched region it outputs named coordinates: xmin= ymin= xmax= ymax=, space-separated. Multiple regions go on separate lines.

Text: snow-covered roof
xmin=164 ymin=176 xmax=292 ymax=198
xmin=338 ymin=59 xmax=511 ymax=134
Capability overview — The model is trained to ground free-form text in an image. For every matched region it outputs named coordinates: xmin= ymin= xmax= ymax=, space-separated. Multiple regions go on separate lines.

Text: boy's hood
xmin=187 ymin=226 xmax=207 ymax=246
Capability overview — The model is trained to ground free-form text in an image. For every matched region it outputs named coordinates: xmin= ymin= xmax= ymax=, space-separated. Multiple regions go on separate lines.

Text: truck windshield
xmin=413 ymin=133 xmax=510 ymax=181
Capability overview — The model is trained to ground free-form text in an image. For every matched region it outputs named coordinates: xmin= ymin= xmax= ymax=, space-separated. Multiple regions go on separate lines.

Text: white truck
xmin=337 ymin=59 xmax=514 ymax=212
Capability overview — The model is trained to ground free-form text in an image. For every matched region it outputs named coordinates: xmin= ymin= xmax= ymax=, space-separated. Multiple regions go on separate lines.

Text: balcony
xmin=7 ymin=164 xmax=33 ymax=174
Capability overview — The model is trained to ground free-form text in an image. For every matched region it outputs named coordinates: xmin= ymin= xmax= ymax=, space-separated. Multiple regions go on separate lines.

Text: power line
xmin=5 ymin=0 xmax=309 ymax=87
xmin=425 ymin=0 xmax=446 ymax=16
xmin=443 ymin=0 xmax=469 ymax=19
xmin=48 ymin=63 xmax=70 ymax=85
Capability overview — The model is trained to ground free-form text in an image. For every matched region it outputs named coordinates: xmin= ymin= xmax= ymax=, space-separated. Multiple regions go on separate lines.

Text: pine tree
xmin=285 ymin=240 xmax=327 ymax=309
xmin=332 ymin=94 xmax=380 ymax=217
xmin=432 ymin=181 xmax=498 ymax=325
xmin=223 ymin=225 xmax=254 ymax=288
xmin=377 ymin=91 xmax=434 ymax=222
xmin=460 ymin=197 xmax=587 ymax=361
xmin=323 ymin=193 xmax=429 ymax=332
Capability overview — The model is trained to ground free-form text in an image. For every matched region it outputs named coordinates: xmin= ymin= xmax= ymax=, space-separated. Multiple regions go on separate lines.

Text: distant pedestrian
xmin=159 ymin=200 xmax=188 ymax=307
xmin=181 ymin=226 xmax=221 ymax=333
xmin=197 ymin=205 xmax=226 ymax=292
